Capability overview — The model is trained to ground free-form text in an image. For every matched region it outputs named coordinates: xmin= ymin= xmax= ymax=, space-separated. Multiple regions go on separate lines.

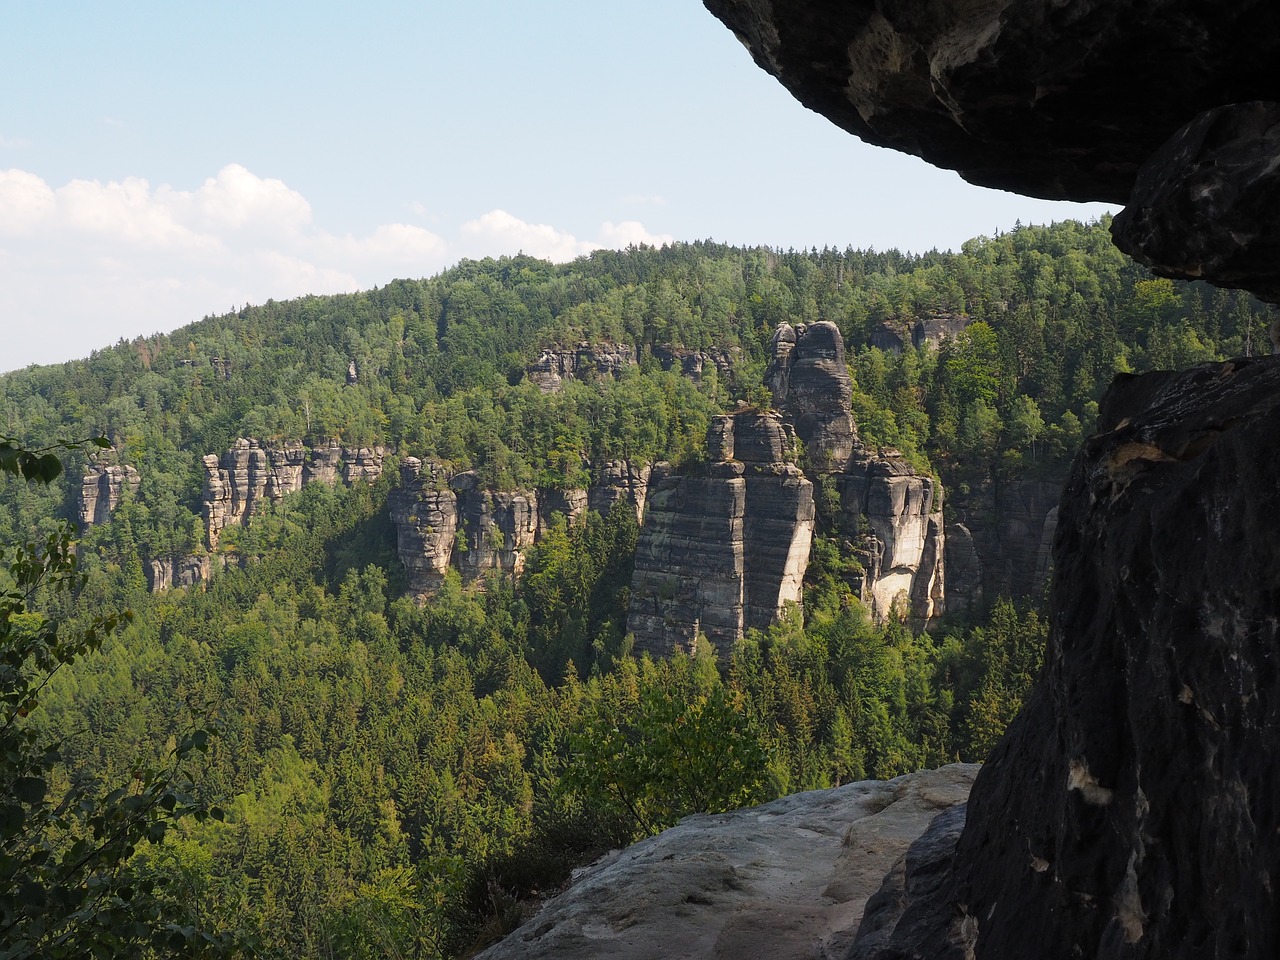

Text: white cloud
xmin=0 ymin=168 xmax=672 ymax=370
xmin=460 ymin=209 xmax=672 ymax=263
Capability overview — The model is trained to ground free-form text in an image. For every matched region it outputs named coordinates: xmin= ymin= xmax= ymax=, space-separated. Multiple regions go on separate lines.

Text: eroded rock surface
xmin=528 ymin=343 xmax=636 ymax=393
xmin=78 ymin=460 xmax=141 ymax=526
xmin=767 ymin=321 xmax=856 ymax=472
xmin=628 ymin=411 xmax=814 ymax=656
xmin=477 ymin=764 xmax=978 ymax=960
xmin=838 ymin=451 xmax=945 ymax=622
xmin=702 ymin=0 xmax=1280 ymax=205
xmin=389 ymin=458 xmax=459 ymax=596
xmin=851 ymin=357 xmax=1280 ymax=959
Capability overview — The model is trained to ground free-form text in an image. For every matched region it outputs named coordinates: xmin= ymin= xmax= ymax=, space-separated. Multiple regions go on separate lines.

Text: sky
xmin=0 ymin=1 xmax=1112 ymax=371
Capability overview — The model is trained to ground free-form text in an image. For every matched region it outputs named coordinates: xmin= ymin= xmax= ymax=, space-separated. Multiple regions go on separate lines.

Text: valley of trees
xmin=0 ymin=218 xmax=1271 ymax=956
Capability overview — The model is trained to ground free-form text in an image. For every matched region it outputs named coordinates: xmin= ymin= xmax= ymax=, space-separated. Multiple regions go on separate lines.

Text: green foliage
xmin=0 ymin=446 xmax=228 ymax=959
xmin=563 ymin=656 xmax=771 ymax=838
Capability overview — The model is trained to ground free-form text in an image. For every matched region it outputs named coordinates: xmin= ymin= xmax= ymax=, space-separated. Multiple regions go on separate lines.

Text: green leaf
xmin=12 ymin=776 xmax=46 ymax=805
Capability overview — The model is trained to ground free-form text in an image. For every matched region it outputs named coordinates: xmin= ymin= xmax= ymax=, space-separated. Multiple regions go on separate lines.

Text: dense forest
xmin=1 ymin=218 xmax=1272 ymax=957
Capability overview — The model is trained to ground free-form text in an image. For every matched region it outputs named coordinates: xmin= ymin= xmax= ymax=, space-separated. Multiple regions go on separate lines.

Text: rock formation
xmin=946 ymin=477 xmax=1064 ymax=604
xmin=652 ymin=345 xmax=736 ymax=383
xmin=77 ymin=460 xmax=141 ymax=526
xmin=527 ymin=342 xmax=636 ymax=393
xmin=838 ymin=452 xmax=945 ymax=622
xmin=766 ymin=321 xmax=857 ymax=472
xmin=851 ymin=357 xmax=1280 ymax=958
xmin=388 ymin=458 xmax=458 ymax=596
xmin=148 ymin=554 xmax=212 ymax=592
xmin=628 ymin=411 xmax=815 ymax=656
xmin=202 ymin=438 xmax=388 ymax=548
xmin=451 ymin=472 xmax=540 ymax=581
xmin=475 ymin=764 xmax=978 ymax=960
xmin=587 ymin=460 xmax=651 ymax=521
xmin=870 ymin=313 xmax=971 ymax=355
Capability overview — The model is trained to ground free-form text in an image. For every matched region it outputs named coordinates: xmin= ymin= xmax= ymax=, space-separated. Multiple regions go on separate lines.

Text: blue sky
xmin=0 ymin=1 xmax=1110 ymax=370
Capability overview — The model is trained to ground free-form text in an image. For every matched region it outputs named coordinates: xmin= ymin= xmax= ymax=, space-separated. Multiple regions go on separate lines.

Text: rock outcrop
xmin=588 ymin=459 xmax=651 ymax=521
xmin=850 ymin=357 xmax=1280 ymax=959
xmin=528 ymin=343 xmax=636 ymax=393
xmin=870 ymin=313 xmax=971 ymax=355
xmin=839 ymin=452 xmax=945 ymax=622
xmin=201 ymin=438 xmax=388 ymax=549
xmin=77 ymin=460 xmax=141 ymax=526
xmin=451 ymin=472 xmax=540 ymax=581
xmin=767 ymin=321 xmax=857 ymax=472
xmin=628 ymin=412 xmax=815 ymax=656
xmin=652 ymin=345 xmax=736 ymax=383
xmin=389 ymin=458 xmax=459 ymax=596
xmin=476 ymin=764 xmax=978 ymax=960
xmin=701 ymin=1 xmax=1280 ymax=205
xmin=148 ymin=554 xmax=212 ymax=592
xmin=946 ymin=477 xmax=1064 ymax=603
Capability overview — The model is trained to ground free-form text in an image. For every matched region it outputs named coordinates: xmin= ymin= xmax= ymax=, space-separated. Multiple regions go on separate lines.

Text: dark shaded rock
xmin=702 ymin=0 xmax=1280 ymax=204
xmin=538 ymin=487 xmax=589 ymax=529
xmin=870 ymin=315 xmax=971 ymax=355
xmin=767 ymin=320 xmax=856 ymax=472
xmin=948 ymin=476 xmax=1064 ymax=602
xmin=850 ymin=356 xmax=1280 ymax=959
xmin=848 ymin=803 xmax=970 ymax=960
xmin=1112 ymin=101 xmax=1280 ymax=302
xmin=942 ymin=521 xmax=983 ymax=612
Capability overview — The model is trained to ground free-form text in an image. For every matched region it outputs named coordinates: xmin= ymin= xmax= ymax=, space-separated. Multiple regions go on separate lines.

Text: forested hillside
xmin=2 ymin=218 xmax=1271 ymax=956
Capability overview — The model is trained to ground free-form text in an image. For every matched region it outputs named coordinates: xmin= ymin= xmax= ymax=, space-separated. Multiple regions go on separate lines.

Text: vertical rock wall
xmin=78 ymin=461 xmax=141 ymax=527
xmin=389 ymin=458 xmax=459 ymax=596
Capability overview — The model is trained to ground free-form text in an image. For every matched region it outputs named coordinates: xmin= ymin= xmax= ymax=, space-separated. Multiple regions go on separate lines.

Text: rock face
xmin=839 ymin=452 xmax=945 ymax=622
xmin=388 ymin=458 xmax=458 ymax=596
xmin=451 ymin=472 xmax=540 ymax=581
xmin=1112 ymin=101 xmax=1280 ymax=302
xmin=870 ymin=314 xmax=971 ymax=355
xmin=528 ymin=343 xmax=636 ymax=393
xmin=653 ymin=345 xmax=737 ymax=383
xmin=767 ymin=321 xmax=857 ymax=472
xmin=148 ymin=554 xmax=212 ymax=592
xmin=849 ymin=357 xmax=1280 ymax=959
xmin=78 ymin=461 xmax=141 ymax=526
xmin=201 ymin=438 xmax=387 ymax=549
xmin=628 ymin=412 xmax=815 ymax=656
xmin=947 ymin=477 xmax=1064 ymax=603
xmin=702 ymin=0 xmax=1280 ymax=205
xmin=475 ymin=764 xmax=978 ymax=960
xmin=588 ymin=459 xmax=651 ymax=521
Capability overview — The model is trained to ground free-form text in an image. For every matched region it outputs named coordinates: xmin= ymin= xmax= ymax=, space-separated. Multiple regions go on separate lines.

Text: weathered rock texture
xmin=78 ymin=460 xmax=141 ymax=526
xmin=148 ymin=554 xmax=212 ymax=593
xmin=628 ymin=412 xmax=815 ymax=656
xmin=201 ymin=438 xmax=387 ymax=549
xmin=528 ymin=343 xmax=636 ymax=393
xmin=1112 ymin=101 xmax=1280 ymax=302
xmin=767 ymin=321 xmax=856 ymax=472
xmin=703 ymin=1 xmax=1280 ymax=302
xmin=838 ymin=452 xmax=945 ymax=622
xmin=702 ymin=1 xmax=1280 ymax=204
xmin=946 ymin=477 xmax=1064 ymax=604
xmin=850 ymin=357 xmax=1280 ymax=959
xmin=388 ymin=458 xmax=459 ymax=596
xmin=653 ymin=345 xmax=737 ymax=383
xmin=451 ymin=472 xmax=540 ymax=581
xmin=477 ymin=764 xmax=978 ymax=960
xmin=588 ymin=459 xmax=651 ymax=521
xmin=870 ymin=313 xmax=971 ymax=355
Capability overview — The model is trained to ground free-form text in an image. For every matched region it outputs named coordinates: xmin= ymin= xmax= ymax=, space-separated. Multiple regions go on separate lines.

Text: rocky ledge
xmin=477 ymin=764 xmax=977 ymax=960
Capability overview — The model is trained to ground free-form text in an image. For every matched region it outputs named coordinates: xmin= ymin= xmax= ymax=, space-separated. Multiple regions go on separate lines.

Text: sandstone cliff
xmin=201 ymin=438 xmax=387 ymax=549
xmin=839 ymin=452 xmax=945 ymax=622
xmin=766 ymin=320 xmax=857 ymax=472
xmin=78 ymin=459 xmax=141 ymax=527
xmin=627 ymin=411 xmax=815 ymax=656
xmin=527 ymin=342 xmax=636 ymax=393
